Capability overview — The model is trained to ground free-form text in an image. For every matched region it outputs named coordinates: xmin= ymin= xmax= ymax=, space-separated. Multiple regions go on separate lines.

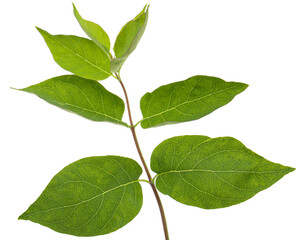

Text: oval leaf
xmin=37 ymin=27 xmax=111 ymax=80
xmin=140 ymin=75 xmax=248 ymax=128
xmin=151 ymin=135 xmax=295 ymax=209
xmin=111 ymin=5 xmax=149 ymax=72
xmin=19 ymin=156 xmax=143 ymax=236
xmin=73 ymin=3 xmax=110 ymax=55
xmin=17 ymin=75 xmax=127 ymax=126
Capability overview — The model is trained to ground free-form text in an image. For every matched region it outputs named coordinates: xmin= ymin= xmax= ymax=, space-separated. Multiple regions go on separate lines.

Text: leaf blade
xmin=18 ymin=75 xmax=127 ymax=126
xmin=73 ymin=3 xmax=110 ymax=55
xmin=37 ymin=27 xmax=111 ymax=80
xmin=19 ymin=156 xmax=143 ymax=236
xmin=151 ymin=135 xmax=294 ymax=209
xmin=111 ymin=5 xmax=149 ymax=72
xmin=140 ymin=75 xmax=248 ymax=128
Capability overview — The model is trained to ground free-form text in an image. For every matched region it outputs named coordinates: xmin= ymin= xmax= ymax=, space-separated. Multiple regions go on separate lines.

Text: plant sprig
xmin=16 ymin=4 xmax=295 ymax=240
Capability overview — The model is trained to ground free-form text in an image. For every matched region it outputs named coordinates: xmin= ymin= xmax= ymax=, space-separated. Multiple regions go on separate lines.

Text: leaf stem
xmin=138 ymin=179 xmax=150 ymax=184
xmin=151 ymin=174 xmax=159 ymax=184
xmin=116 ymin=73 xmax=170 ymax=240
xmin=134 ymin=119 xmax=143 ymax=128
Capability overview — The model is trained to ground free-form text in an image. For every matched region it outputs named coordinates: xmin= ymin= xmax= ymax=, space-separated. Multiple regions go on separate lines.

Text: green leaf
xmin=140 ymin=75 xmax=248 ymax=129
xmin=111 ymin=5 xmax=149 ymax=72
xmin=19 ymin=156 xmax=143 ymax=236
xmin=73 ymin=3 xmax=110 ymax=55
xmin=37 ymin=27 xmax=111 ymax=80
xmin=151 ymin=135 xmax=295 ymax=209
xmin=17 ymin=75 xmax=128 ymax=126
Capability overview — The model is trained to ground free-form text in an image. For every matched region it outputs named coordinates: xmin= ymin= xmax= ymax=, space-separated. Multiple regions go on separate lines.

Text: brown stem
xmin=117 ymin=74 xmax=170 ymax=240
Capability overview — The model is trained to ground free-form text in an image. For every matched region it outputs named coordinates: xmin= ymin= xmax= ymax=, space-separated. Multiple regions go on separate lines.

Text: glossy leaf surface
xmin=111 ymin=5 xmax=149 ymax=72
xmin=18 ymin=75 xmax=127 ymax=126
xmin=151 ymin=135 xmax=294 ymax=209
xmin=140 ymin=75 xmax=248 ymax=128
xmin=73 ymin=3 xmax=110 ymax=55
xmin=37 ymin=27 xmax=111 ymax=80
xmin=19 ymin=156 xmax=143 ymax=236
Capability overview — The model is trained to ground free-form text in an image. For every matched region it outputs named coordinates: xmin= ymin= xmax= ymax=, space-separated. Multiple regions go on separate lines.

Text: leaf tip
xmin=35 ymin=26 xmax=46 ymax=36
xmin=10 ymin=87 xmax=19 ymax=91
xmin=18 ymin=212 xmax=27 ymax=220
xmin=243 ymin=82 xmax=249 ymax=89
xmin=72 ymin=2 xmax=78 ymax=14
xmin=145 ymin=4 xmax=150 ymax=11
xmin=235 ymin=81 xmax=249 ymax=94
xmin=10 ymin=86 xmax=28 ymax=92
xmin=134 ymin=4 xmax=149 ymax=20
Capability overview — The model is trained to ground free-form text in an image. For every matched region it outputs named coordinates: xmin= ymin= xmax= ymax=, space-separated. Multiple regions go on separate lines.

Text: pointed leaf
xmin=19 ymin=156 xmax=143 ymax=236
xmin=73 ymin=3 xmax=110 ymax=55
xmin=17 ymin=75 xmax=127 ymax=126
xmin=37 ymin=27 xmax=111 ymax=80
xmin=140 ymin=75 xmax=248 ymax=128
xmin=111 ymin=5 xmax=149 ymax=72
xmin=151 ymin=135 xmax=295 ymax=209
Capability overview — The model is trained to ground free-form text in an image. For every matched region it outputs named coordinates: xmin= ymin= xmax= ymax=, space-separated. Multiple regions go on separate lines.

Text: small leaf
xmin=140 ymin=75 xmax=248 ymax=128
xmin=111 ymin=5 xmax=149 ymax=72
xmin=19 ymin=156 xmax=143 ymax=236
xmin=17 ymin=75 xmax=127 ymax=126
xmin=151 ymin=135 xmax=295 ymax=209
xmin=73 ymin=3 xmax=110 ymax=55
xmin=37 ymin=27 xmax=111 ymax=80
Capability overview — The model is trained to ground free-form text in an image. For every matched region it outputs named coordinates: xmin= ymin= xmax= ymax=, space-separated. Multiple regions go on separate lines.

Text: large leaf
xmin=73 ymin=3 xmax=110 ymax=55
xmin=17 ymin=75 xmax=127 ymax=126
xmin=111 ymin=5 xmax=149 ymax=72
xmin=19 ymin=156 xmax=143 ymax=236
xmin=37 ymin=27 xmax=111 ymax=80
xmin=151 ymin=135 xmax=294 ymax=209
xmin=140 ymin=75 xmax=248 ymax=128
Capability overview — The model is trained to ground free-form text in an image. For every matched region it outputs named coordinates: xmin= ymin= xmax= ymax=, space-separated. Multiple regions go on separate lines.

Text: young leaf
xmin=19 ymin=156 xmax=143 ymax=236
xmin=151 ymin=135 xmax=294 ymax=209
xmin=37 ymin=27 xmax=111 ymax=80
xmin=140 ymin=75 xmax=248 ymax=128
xmin=111 ymin=5 xmax=149 ymax=72
xmin=73 ymin=3 xmax=111 ymax=56
xmin=16 ymin=75 xmax=127 ymax=126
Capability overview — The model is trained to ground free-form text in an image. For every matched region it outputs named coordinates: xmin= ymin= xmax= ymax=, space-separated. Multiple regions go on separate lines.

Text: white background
xmin=1 ymin=0 xmax=299 ymax=239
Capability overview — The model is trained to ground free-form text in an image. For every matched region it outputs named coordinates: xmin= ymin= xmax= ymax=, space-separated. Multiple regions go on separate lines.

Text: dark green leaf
xmin=73 ymin=3 xmax=110 ymax=55
xmin=151 ymin=135 xmax=294 ymax=209
xmin=140 ymin=75 xmax=248 ymax=128
xmin=37 ymin=27 xmax=111 ymax=80
xmin=17 ymin=75 xmax=127 ymax=126
xmin=19 ymin=156 xmax=143 ymax=236
xmin=111 ymin=5 xmax=149 ymax=72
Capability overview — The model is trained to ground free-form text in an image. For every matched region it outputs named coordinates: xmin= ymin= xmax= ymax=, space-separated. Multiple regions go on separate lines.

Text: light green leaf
xmin=73 ymin=3 xmax=110 ymax=55
xmin=151 ymin=135 xmax=295 ymax=209
xmin=37 ymin=27 xmax=111 ymax=80
xmin=111 ymin=5 xmax=149 ymax=72
xmin=19 ymin=156 xmax=143 ymax=236
xmin=140 ymin=75 xmax=248 ymax=129
xmin=17 ymin=75 xmax=127 ymax=126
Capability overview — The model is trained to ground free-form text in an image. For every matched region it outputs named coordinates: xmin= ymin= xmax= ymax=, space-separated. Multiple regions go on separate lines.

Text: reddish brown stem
xmin=117 ymin=74 xmax=170 ymax=240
